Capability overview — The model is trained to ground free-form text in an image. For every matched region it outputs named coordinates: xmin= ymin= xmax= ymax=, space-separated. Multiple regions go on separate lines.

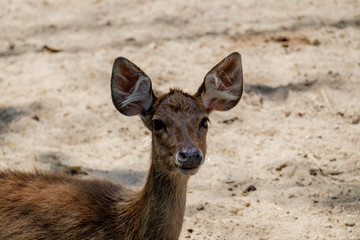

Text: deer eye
xmin=152 ymin=119 xmax=166 ymax=131
xmin=200 ymin=117 xmax=209 ymax=129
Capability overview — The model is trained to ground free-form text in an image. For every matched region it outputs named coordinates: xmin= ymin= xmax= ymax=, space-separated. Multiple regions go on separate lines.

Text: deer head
xmin=111 ymin=52 xmax=243 ymax=176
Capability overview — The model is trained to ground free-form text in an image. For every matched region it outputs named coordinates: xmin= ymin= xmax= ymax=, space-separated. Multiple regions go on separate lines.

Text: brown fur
xmin=0 ymin=52 xmax=243 ymax=240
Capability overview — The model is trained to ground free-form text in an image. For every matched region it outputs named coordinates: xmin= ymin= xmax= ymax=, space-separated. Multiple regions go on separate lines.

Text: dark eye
xmin=153 ymin=119 xmax=166 ymax=131
xmin=200 ymin=117 xmax=209 ymax=129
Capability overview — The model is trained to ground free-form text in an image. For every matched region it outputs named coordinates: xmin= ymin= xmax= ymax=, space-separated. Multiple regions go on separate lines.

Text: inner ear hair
xmin=195 ymin=52 xmax=243 ymax=112
xmin=111 ymin=57 xmax=155 ymax=117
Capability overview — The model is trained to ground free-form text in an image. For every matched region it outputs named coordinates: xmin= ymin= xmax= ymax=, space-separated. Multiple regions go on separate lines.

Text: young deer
xmin=0 ymin=52 xmax=243 ymax=240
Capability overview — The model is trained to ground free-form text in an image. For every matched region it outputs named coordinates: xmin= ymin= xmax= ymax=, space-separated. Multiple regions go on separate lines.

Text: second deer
xmin=0 ymin=52 xmax=243 ymax=239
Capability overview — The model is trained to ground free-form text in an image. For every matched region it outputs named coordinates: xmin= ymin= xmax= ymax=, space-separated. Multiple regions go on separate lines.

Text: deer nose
xmin=176 ymin=148 xmax=203 ymax=169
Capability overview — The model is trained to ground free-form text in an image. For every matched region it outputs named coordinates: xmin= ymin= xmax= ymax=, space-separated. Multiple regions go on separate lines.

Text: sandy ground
xmin=1 ymin=0 xmax=360 ymax=239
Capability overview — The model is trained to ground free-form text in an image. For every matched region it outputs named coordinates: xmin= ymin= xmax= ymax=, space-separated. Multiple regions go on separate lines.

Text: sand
xmin=0 ymin=0 xmax=359 ymax=239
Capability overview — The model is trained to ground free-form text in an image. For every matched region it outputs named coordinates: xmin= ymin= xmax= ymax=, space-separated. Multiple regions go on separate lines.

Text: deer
xmin=0 ymin=52 xmax=243 ymax=240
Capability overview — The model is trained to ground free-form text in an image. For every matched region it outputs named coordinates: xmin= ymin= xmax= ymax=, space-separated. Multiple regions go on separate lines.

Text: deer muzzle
xmin=175 ymin=147 xmax=203 ymax=175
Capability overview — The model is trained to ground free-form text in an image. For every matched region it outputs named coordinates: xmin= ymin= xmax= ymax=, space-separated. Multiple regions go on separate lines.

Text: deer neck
xmin=136 ymin=153 xmax=190 ymax=240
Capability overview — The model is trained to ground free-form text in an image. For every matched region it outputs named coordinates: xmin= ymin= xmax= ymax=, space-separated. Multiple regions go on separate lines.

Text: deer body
xmin=0 ymin=52 xmax=243 ymax=240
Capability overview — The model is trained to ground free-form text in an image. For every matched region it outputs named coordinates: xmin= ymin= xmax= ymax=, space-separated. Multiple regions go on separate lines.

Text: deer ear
xmin=111 ymin=57 xmax=155 ymax=118
xmin=195 ymin=52 xmax=243 ymax=113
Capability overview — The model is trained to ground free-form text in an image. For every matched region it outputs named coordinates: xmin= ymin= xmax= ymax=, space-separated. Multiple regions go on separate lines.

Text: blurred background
xmin=0 ymin=0 xmax=359 ymax=239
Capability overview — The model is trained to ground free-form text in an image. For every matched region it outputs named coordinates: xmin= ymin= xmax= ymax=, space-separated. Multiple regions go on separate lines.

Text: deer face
xmin=111 ymin=52 xmax=243 ymax=176
xmin=150 ymin=91 xmax=209 ymax=175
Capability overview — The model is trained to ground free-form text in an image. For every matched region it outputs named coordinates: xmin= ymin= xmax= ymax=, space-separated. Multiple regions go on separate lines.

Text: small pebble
xmin=226 ymin=178 xmax=235 ymax=184
xmin=313 ymin=39 xmax=321 ymax=46
xmin=345 ymin=222 xmax=355 ymax=227
xmin=309 ymin=169 xmax=318 ymax=176
xmin=196 ymin=204 xmax=204 ymax=211
xmin=245 ymin=185 xmax=257 ymax=192
xmin=31 ymin=115 xmax=40 ymax=121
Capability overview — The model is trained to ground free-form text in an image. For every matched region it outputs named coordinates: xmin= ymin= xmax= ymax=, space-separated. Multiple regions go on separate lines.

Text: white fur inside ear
xmin=201 ymin=73 xmax=242 ymax=110
xmin=112 ymin=76 xmax=153 ymax=112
